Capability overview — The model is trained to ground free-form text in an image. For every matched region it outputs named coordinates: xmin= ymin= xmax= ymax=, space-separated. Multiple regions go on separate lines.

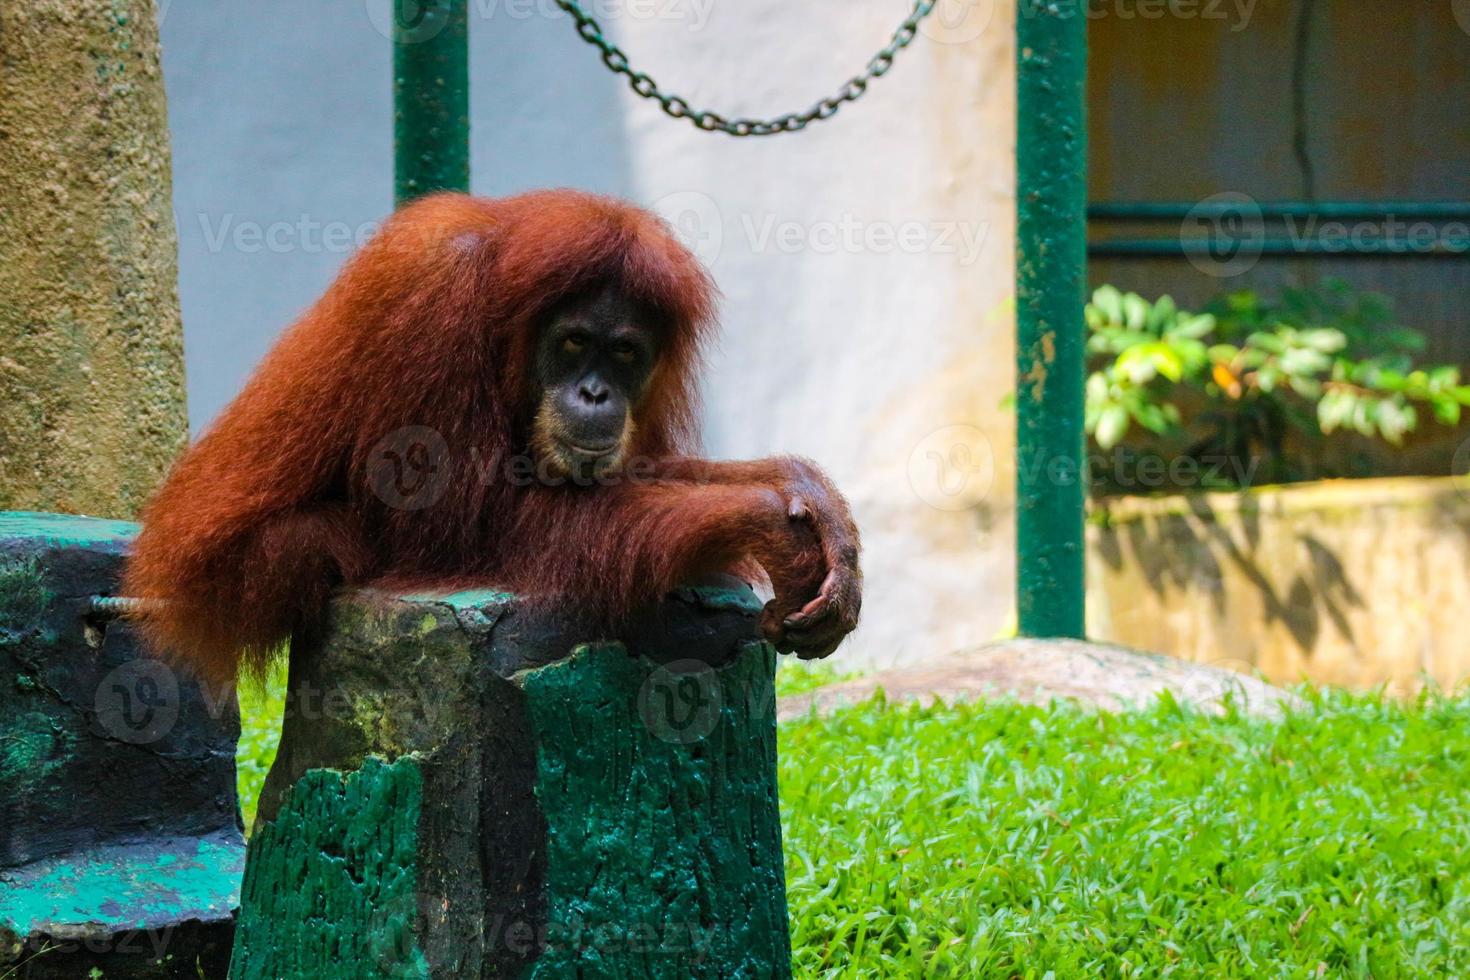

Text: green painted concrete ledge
xmin=0 ymin=512 xmax=244 ymax=978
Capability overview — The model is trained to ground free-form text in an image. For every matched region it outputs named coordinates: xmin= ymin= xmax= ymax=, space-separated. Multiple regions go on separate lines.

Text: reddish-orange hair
xmin=123 ymin=190 xmax=718 ymax=685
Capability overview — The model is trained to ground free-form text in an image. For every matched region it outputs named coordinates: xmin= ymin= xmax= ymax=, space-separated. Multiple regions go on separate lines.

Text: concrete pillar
xmin=0 ymin=1 xmax=188 ymax=518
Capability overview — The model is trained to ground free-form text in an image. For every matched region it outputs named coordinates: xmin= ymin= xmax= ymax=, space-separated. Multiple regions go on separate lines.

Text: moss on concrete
xmin=0 ymin=1 xmax=187 ymax=519
xmin=0 ymin=557 xmax=50 ymax=634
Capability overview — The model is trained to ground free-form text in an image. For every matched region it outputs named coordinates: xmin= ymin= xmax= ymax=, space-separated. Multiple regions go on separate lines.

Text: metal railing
xmin=1090 ymin=201 xmax=1470 ymax=259
xmin=1015 ymin=2 xmax=1088 ymax=638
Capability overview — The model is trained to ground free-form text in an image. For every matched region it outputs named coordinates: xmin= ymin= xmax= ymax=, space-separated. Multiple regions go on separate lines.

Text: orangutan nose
xmin=578 ymin=378 xmax=610 ymax=406
xmin=558 ymin=377 xmax=625 ymax=450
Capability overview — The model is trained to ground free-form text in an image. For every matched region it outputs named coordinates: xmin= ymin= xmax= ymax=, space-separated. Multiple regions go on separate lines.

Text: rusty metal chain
xmin=550 ymin=0 xmax=937 ymax=136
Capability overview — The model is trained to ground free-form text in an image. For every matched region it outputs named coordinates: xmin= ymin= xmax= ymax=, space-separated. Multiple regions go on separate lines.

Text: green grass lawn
xmin=237 ymin=671 xmax=1470 ymax=978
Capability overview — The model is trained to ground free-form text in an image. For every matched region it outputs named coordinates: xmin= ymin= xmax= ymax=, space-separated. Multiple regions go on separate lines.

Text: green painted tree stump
xmin=233 ymin=583 xmax=791 ymax=979
xmin=0 ymin=512 xmax=245 ymax=978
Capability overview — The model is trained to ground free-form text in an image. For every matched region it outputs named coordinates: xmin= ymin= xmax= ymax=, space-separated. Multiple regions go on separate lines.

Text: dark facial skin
xmin=532 ymin=286 xmax=660 ymax=479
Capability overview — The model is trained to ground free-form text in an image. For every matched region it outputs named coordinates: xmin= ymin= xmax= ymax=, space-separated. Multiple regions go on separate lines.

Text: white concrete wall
xmin=158 ymin=0 xmax=1018 ymax=667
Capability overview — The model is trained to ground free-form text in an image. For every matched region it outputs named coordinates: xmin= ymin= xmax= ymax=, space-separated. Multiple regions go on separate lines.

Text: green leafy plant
xmin=1085 ymin=279 xmax=1470 ymax=489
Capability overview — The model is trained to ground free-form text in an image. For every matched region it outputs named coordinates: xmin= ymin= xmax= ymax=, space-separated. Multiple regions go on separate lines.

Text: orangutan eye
xmin=562 ymin=333 xmax=588 ymax=355
xmin=612 ymin=342 xmax=637 ymax=364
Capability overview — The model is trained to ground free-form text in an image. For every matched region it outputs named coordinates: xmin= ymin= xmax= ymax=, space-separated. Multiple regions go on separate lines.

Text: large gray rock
xmin=779 ymin=637 xmax=1297 ymax=721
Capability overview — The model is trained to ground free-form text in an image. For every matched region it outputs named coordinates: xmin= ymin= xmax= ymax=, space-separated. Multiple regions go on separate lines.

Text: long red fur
xmin=123 ymin=190 xmax=848 ymax=686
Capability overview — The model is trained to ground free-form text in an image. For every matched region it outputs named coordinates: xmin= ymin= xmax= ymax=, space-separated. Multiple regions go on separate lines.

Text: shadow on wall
xmin=1088 ymin=476 xmax=1470 ymax=692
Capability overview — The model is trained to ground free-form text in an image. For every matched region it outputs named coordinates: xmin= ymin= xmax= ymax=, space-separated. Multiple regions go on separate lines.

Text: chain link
xmin=551 ymin=0 xmax=937 ymax=137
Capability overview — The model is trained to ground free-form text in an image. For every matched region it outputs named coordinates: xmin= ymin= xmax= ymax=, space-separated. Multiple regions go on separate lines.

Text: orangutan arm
xmin=644 ymin=456 xmax=861 ymax=652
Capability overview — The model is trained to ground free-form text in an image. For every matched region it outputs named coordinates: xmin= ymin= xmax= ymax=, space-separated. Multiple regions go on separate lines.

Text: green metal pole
xmin=393 ymin=0 xmax=470 ymax=207
xmin=1016 ymin=0 xmax=1087 ymax=638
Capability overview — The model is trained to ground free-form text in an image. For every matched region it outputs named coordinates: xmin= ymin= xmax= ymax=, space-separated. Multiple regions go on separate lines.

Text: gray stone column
xmin=0 ymin=0 xmax=188 ymax=518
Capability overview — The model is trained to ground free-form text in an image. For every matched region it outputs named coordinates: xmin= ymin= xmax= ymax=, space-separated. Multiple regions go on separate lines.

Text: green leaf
xmin=1300 ymin=328 xmax=1348 ymax=354
xmin=1376 ymin=400 xmax=1415 ymax=444
xmin=1121 ymin=343 xmax=1183 ymax=386
xmin=1123 ymin=292 xmax=1150 ymax=332
xmin=1095 ymin=403 xmax=1129 ymax=449
xmin=1430 ymin=365 xmax=1460 ymax=386
xmin=1116 ymin=346 xmax=1157 ymax=385
xmin=1352 ymin=398 xmax=1376 ymax=437
xmin=1146 ymin=294 xmax=1177 ymax=333
xmin=1381 ymin=327 xmax=1426 ymax=353
xmin=1150 ymin=343 xmax=1184 ymax=382
xmin=1223 ymin=290 xmax=1259 ymax=314
xmin=1238 ymin=347 xmax=1269 ymax=370
xmin=1279 ymin=348 xmax=1331 ymax=377
xmin=1318 ymin=390 xmax=1351 ymax=434
xmin=1112 ymin=329 xmax=1154 ymax=354
xmin=1131 ymin=401 xmax=1172 ymax=435
xmin=1247 ymin=331 xmax=1287 ymax=355
xmin=1170 ymin=314 xmax=1217 ymax=340
xmin=1093 ymin=285 xmax=1124 ymax=325
xmin=1172 ymin=338 xmax=1211 ymax=375
xmin=1290 ymin=376 xmax=1322 ymax=399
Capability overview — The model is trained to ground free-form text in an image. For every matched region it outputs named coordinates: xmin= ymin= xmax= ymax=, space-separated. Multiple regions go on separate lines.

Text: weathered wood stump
xmin=232 ymin=584 xmax=791 ymax=979
xmin=0 ymin=512 xmax=244 ymax=978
